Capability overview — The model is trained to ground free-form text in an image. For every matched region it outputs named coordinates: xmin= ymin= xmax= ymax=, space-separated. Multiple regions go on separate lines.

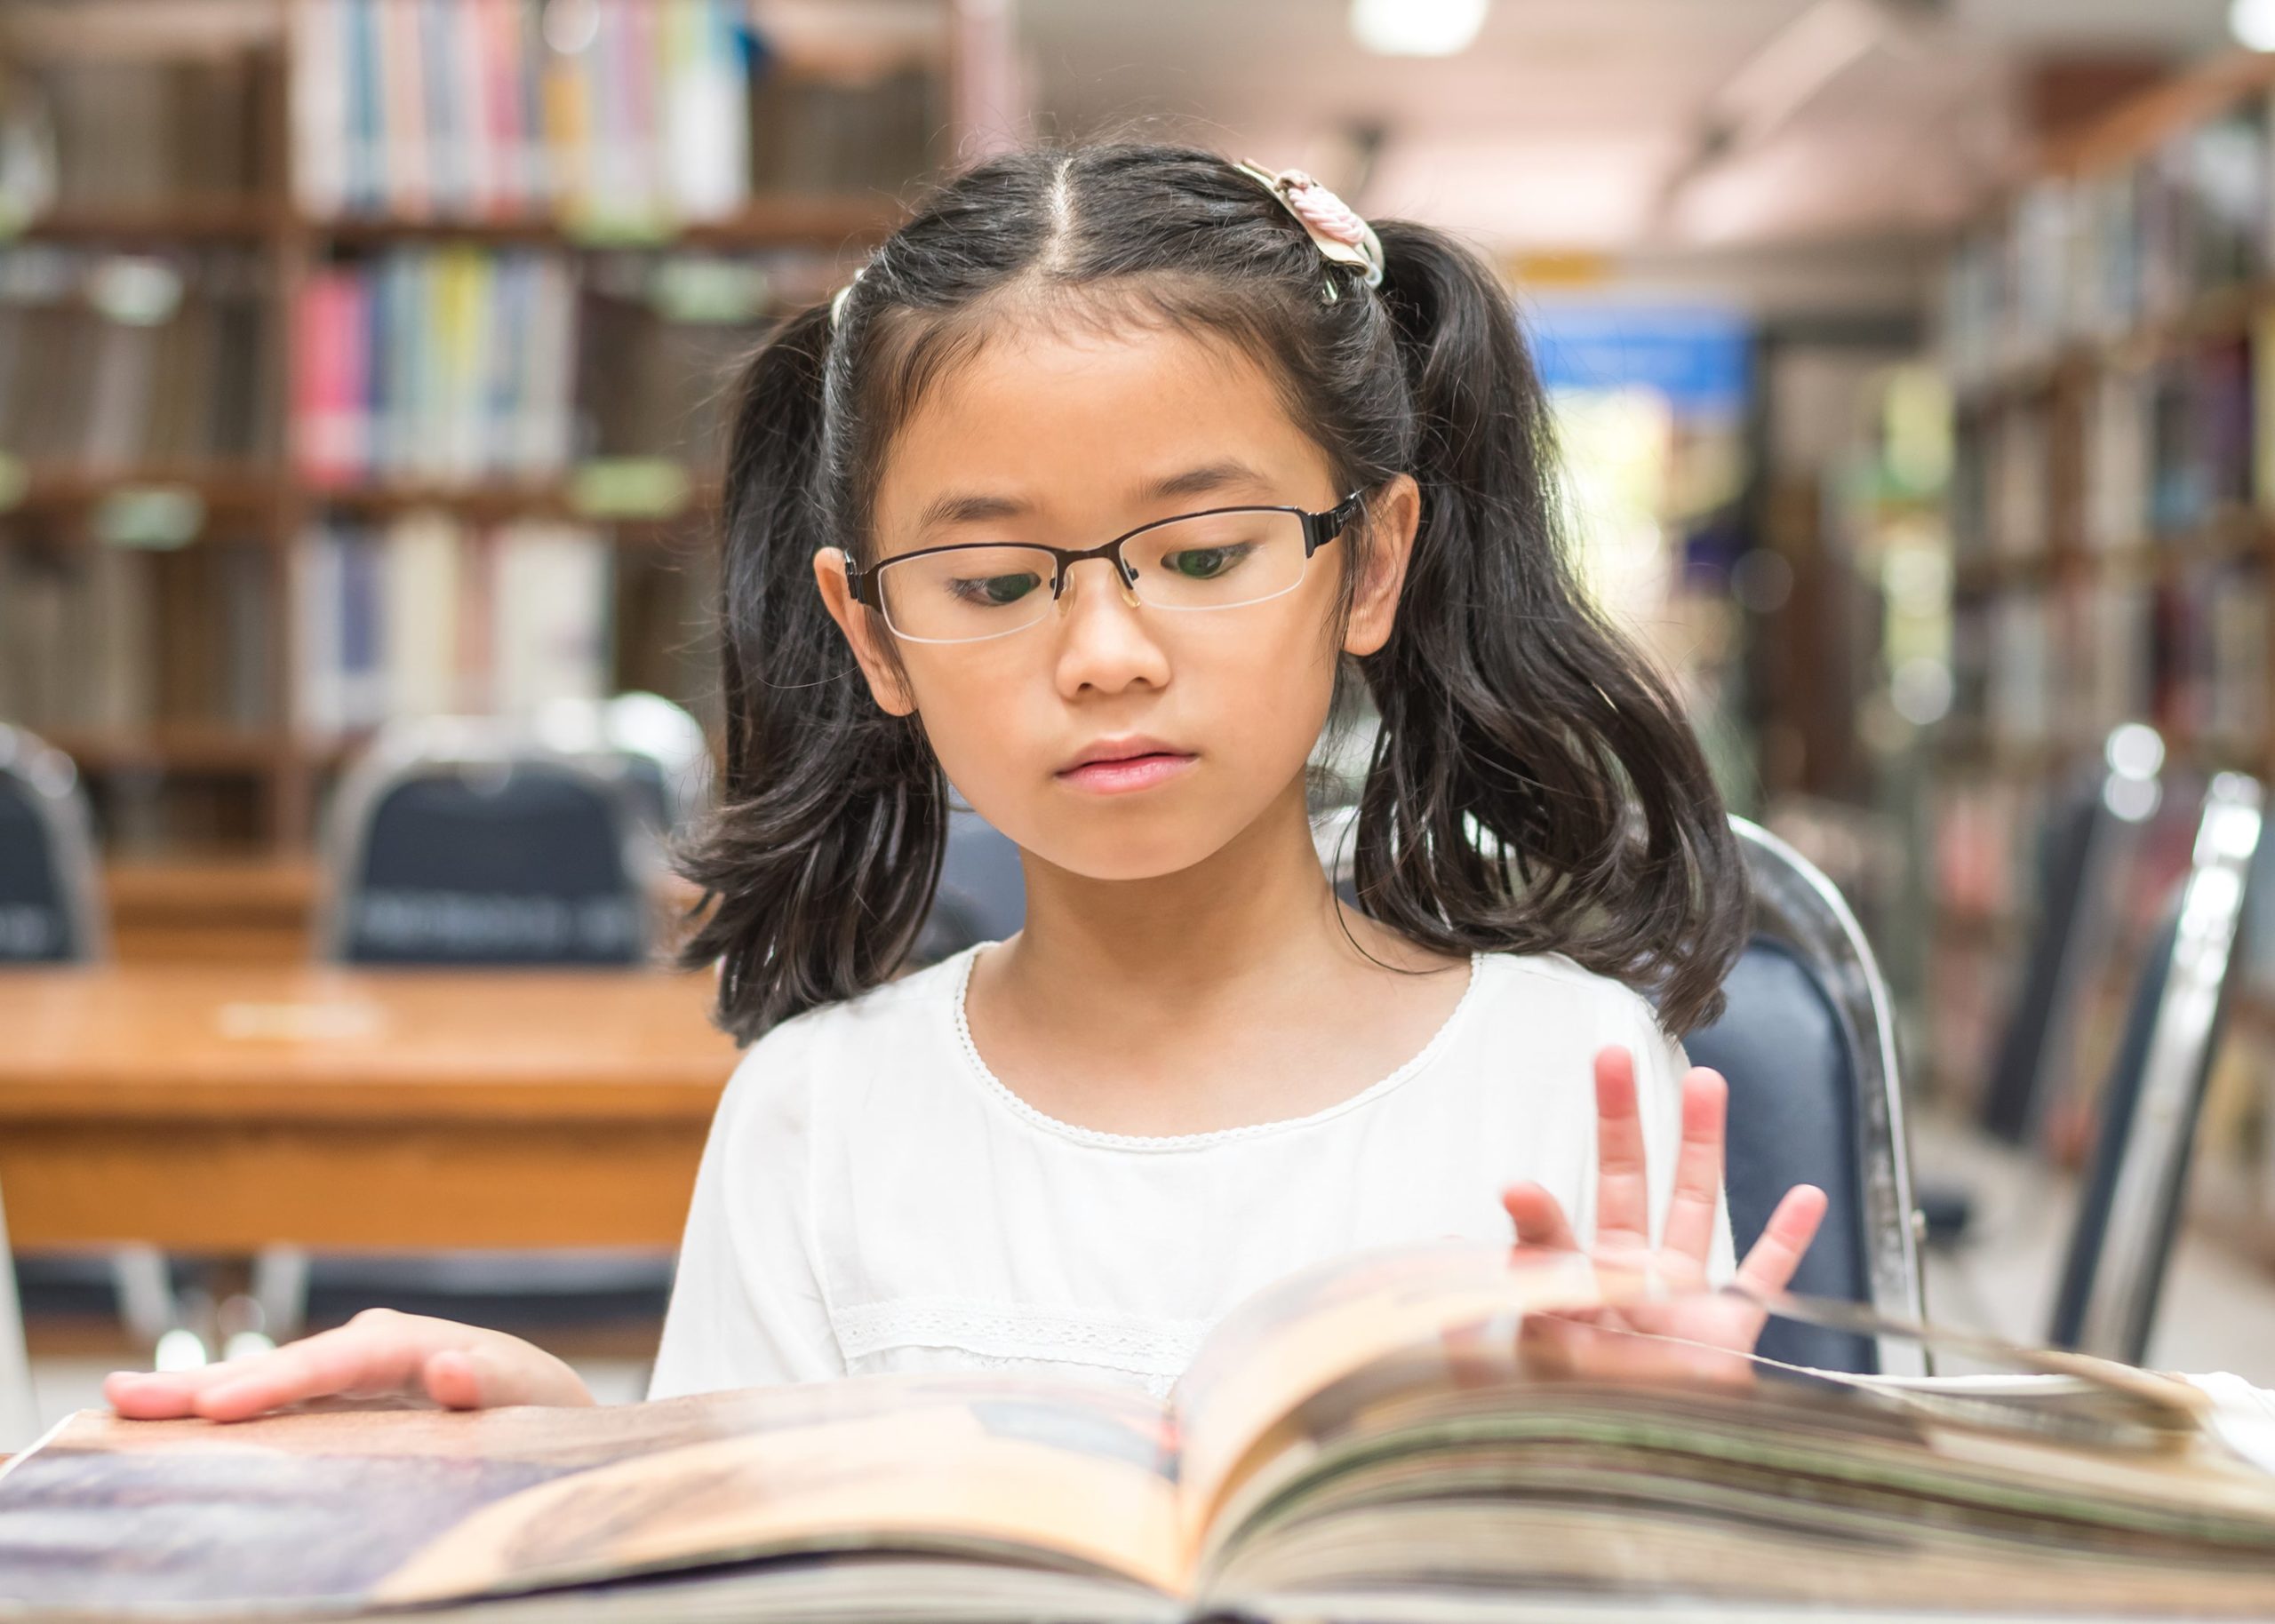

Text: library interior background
xmin=15 ymin=0 xmax=2275 ymax=1435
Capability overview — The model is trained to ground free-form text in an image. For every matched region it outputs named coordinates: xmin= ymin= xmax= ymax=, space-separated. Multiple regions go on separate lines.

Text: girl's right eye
xmin=946 ymin=571 xmax=1044 ymax=607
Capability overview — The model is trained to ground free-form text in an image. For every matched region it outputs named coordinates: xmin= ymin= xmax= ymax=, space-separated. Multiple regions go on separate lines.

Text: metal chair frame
xmin=2058 ymin=771 xmax=2263 ymax=1364
xmin=1729 ymin=816 xmax=1928 ymax=1375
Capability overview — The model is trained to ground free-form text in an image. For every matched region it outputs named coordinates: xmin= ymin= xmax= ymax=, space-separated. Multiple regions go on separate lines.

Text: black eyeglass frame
xmin=843 ymin=489 xmax=1369 ymax=619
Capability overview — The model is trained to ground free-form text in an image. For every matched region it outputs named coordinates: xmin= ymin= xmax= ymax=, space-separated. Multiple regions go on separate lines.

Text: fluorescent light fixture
xmin=2234 ymin=0 xmax=2275 ymax=51
xmin=1350 ymin=0 xmax=1489 ymax=57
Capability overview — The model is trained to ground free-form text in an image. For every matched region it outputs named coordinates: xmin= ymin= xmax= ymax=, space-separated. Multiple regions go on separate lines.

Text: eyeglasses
xmin=844 ymin=490 xmax=1367 ymax=645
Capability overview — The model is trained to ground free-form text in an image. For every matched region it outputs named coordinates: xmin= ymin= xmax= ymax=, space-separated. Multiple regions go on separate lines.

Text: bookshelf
xmin=1934 ymin=50 xmax=2275 ymax=1253
xmin=0 ymin=0 xmax=981 ymax=864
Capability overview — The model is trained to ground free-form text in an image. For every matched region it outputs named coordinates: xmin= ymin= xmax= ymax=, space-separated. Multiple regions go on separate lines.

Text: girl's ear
xmin=814 ymin=548 xmax=918 ymax=716
xmin=1342 ymin=473 xmax=1421 ymax=659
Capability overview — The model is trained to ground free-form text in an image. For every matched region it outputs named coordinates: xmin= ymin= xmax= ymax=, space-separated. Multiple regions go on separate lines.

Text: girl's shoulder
xmin=712 ymin=943 xmax=979 ymax=1103
xmin=1468 ymin=947 xmax=1675 ymax=1046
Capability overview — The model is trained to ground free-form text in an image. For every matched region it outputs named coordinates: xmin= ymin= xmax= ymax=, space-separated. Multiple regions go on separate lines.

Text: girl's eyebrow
xmin=912 ymin=458 xmax=1273 ymax=535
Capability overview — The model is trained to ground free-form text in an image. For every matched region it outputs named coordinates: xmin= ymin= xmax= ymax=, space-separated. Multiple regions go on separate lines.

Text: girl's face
xmin=816 ymin=321 xmax=1420 ymax=882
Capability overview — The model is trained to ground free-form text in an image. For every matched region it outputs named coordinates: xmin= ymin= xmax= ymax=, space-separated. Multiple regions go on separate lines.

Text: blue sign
xmin=1523 ymin=303 xmax=1752 ymax=417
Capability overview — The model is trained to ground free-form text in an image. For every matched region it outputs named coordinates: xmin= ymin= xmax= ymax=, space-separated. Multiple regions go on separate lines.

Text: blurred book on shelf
xmin=1929 ymin=57 xmax=2275 ymax=1255
xmin=293 ymin=513 xmax=611 ymax=739
xmin=0 ymin=0 xmax=970 ymax=864
xmin=0 ymin=247 xmax=277 ymax=471
xmin=294 ymin=246 xmax=579 ymax=483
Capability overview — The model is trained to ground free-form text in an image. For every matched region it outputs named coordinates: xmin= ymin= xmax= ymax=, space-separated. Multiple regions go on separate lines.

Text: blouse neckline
xmin=946 ymin=941 xmax=1489 ymax=1153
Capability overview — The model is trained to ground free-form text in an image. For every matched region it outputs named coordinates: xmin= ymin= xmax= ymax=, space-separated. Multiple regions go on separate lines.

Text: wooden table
xmin=0 ymin=965 xmax=741 ymax=1252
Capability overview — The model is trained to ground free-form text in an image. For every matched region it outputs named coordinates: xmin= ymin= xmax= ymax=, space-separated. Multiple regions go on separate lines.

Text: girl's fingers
xmin=101 ymin=1369 xmax=206 ymax=1421
xmin=105 ymin=1310 xmax=469 ymax=1423
xmin=1591 ymin=1046 xmax=1651 ymax=1252
xmin=425 ymin=1341 xmax=595 ymax=1411
xmin=189 ymin=1323 xmax=427 ymax=1421
xmin=1734 ymin=1182 xmax=1829 ymax=1298
xmin=1502 ymin=1182 xmax=1579 ymax=1252
xmin=1660 ymin=1067 xmax=1730 ymax=1263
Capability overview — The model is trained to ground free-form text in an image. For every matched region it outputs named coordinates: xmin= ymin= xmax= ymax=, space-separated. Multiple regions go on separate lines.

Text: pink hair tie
xmin=1233 ymin=158 xmax=1385 ymax=291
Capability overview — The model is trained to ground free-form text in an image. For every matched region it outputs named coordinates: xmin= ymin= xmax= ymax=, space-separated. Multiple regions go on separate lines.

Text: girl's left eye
xmin=1162 ymin=545 xmax=1253 ymax=580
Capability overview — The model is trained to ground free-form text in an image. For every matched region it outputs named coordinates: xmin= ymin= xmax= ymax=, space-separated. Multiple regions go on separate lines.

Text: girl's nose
xmin=1051 ymin=557 xmax=1169 ymax=694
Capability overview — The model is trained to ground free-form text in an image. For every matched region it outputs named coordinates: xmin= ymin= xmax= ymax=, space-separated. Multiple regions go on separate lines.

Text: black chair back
xmin=323 ymin=723 xmax=651 ymax=967
xmin=0 ymin=726 xmax=105 ymax=964
xmin=1686 ymin=941 xmax=1875 ymax=1372
xmin=1682 ymin=819 xmax=1926 ymax=1375
xmin=908 ymin=805 xmax=1027 ymax=967
xmin=2048 ymin=771 xmax=2262 ymax=1362
xmin=1980 ymin=733 xmax=2160 ymax=1145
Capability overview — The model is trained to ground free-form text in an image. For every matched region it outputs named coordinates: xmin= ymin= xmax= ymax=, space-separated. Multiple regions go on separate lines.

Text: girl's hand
xmin=1500 ymin=1045 xmax=1828 ymax=1377
xmin=102 ymin=1309 xmax=595 ymax=1422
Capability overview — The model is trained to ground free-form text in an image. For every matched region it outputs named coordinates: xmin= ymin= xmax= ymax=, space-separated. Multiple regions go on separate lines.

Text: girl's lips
xmin=1055 ymin=752 xmax=1196 ymax=794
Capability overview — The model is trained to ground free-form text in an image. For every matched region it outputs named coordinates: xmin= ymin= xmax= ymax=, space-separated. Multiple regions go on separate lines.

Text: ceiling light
xmin=1350 ymin=0 xmax=1489 ymax=57
xmin=2235 ymin=0 xmax=2275 ymax=51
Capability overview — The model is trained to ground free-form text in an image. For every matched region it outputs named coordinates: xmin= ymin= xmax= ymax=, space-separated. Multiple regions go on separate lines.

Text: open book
xmin=5 ymin=1242 xmax=2275 ymax=1621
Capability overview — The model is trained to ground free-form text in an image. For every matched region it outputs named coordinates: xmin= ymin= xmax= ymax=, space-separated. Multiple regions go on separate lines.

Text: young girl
xmin=106 ymin=140 xmax=1826 ymax=1421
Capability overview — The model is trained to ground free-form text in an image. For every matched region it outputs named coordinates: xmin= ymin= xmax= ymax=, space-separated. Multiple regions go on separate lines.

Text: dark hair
xmin=675 ymin=139 xmax=1748 ymax=1043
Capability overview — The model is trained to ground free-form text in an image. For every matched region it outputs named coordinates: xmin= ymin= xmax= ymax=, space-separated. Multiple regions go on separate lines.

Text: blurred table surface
xmin=0 ymin=964 xmax=739 ymax=1252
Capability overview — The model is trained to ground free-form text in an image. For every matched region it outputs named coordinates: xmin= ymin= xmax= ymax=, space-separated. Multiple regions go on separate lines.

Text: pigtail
xmin=1352 ymin=222 xmax=1749 ymax=1032
xmin=673 ymin=299 xmax=947 ymax=1043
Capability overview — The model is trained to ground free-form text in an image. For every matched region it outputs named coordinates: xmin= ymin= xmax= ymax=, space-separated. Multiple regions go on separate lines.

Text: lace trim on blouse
xmin=834 ymin=1296 xmax=1215 ymax=1381
xmin=947 ymin=943 xmax=1489 ymax=1152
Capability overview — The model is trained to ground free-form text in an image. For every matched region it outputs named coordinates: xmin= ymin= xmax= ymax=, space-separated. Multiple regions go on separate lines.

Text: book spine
xmin=379 ymin=0 xmax=428 ymax=218
xmin=292 ymin=0 xmax=348 ymax=218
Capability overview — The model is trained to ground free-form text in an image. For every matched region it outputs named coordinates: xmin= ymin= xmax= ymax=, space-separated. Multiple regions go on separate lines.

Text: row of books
xmin=0 ymin=538 xmax=275 ymax=736
xmin=291 ymin=245 xmax=797 ymax=483
xmin=1952 ymin=319 xmax=2275 ymax=557
xmin=1945 ymin=87 xmax=2275 ymax=387
xmin=294 ymin=514 xmax=613 ymax=736
xmin=1948 ymin=567 xmax=2271 ymax=746
xmin=292 ymin=0 xmax=755 ymax=226
xmin=0 ymin=248 xmax=276 ymax=471
xmin=294 ymin=246 xmax=577 ymax=483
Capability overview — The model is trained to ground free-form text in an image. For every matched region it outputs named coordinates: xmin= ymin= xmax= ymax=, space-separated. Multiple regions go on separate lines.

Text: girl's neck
xmin=1001 ymin=779 xmax=1372 ymax=1004
xmin=965 ymin=781 xmax=1469 ymax=1137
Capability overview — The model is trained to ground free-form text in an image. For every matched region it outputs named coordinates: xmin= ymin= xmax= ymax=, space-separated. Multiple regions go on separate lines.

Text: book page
xmin=373 ymin=1374 xmax=1186 ymax=1604
xmin=0 ymin=1374 xmax=1182 ymax=1613
xmin=1169 ymin=1241 xmax=1620 ymax=1541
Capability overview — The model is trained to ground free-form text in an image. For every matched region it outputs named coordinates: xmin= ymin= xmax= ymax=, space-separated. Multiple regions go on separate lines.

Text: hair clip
xmin=1232 ymin=158 xmax=1385 ymax=290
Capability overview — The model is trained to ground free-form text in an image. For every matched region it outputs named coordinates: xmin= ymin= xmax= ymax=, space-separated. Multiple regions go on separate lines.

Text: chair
xmin=0 ymin=727 xmax=178 ymax=1407
xmin=906 ymin=802 xmax=1027 ymax=967
xmin=262 ymin=719 xmax=669 ymax=1341
xmin=0 ymin=723 xmax=107 ymax=963
xmin=317 ymin=716 xmax=657 ymax=966
xmin=1317 ymin=805 xmax=1924 ymax=1373
xmin=1684 ymin=818 xmax=1927 ymax=1376
xmin=2047 ymin=771 xmax=2263 ymax=1364
xmin=1912 ymin=731 xmax=2167 ymax=1248
xmin=531 ymin=690 xmax=714 ymax=837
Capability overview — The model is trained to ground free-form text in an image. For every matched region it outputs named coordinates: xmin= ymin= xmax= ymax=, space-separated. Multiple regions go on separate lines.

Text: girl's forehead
xmin=874 ymin=322 xmax=1329 ymax=529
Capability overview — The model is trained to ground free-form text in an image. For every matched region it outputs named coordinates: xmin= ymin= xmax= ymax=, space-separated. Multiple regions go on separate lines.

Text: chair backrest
xmin=0 ymin=723 xmax=107 ymax=964
xmin=907 ymin=805 xmax=1027 ymax=967
xmin=1980 ymin=727 xmax=2164 ymax=1146
xmin=2048 ymin=771 xmax=2263 ymax=1363
xmin=1683 ymin=817 xmax=1926 ymax=1376
xmin=319 ymin=717 xmax=654 ymax=967
xmin=531 ymin=691 xmax=714 ymax=835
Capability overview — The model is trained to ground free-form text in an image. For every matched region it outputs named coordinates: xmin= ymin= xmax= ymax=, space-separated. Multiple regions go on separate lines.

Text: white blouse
xmin=647 ymin=943 xmax=1736 ymax=1402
